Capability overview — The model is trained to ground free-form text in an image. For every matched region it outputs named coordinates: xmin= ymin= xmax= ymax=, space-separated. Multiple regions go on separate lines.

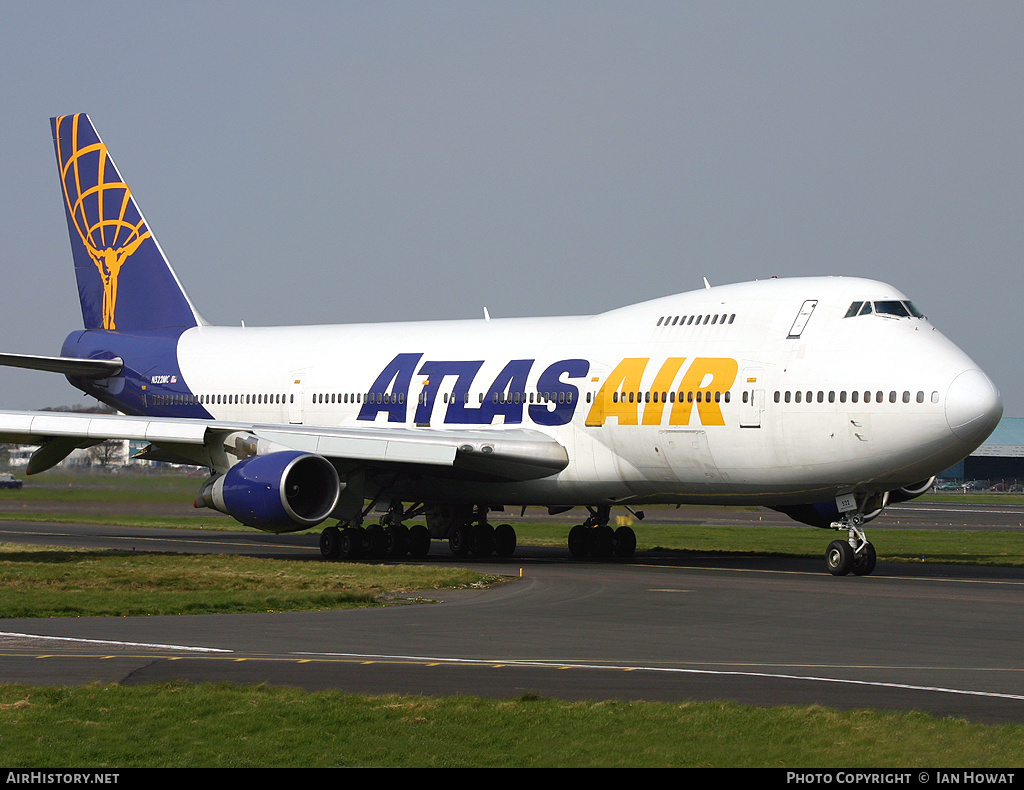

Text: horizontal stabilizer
xmin=0 ymin=353 xmax=123 ymax=379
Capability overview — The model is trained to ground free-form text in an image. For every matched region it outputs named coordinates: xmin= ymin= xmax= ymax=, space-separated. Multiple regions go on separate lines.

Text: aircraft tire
xmin=568 ymin=524 xmax=589 ymax=558
xmin=340 ymin=528 xmax=363 ymax=560
xmin=407 ymin=524 xmax=431 ymax=558
xmin=365 ymin=524 xmax=387 ymax=559
xmin=613 ymin=526 xmax=637 ymax=558
xmin=449 ymin=524 xmax=471 ymax=557
xmin=590 ymin=525 xmax=615 ymax=559
xmin=385 ymin=524 xmax=409 ymax=558
xmin=826 ymin=540 xmax=855 ymax=576
xmin=469 ymin=523 xmax=495 ymax=557
xmin=319 ymin=526 xmax=342 ymax=560
xmin=852 ymin=542 xmax=877 ymax=576
xmin=494 ymin=523 xmax=516 ymax=557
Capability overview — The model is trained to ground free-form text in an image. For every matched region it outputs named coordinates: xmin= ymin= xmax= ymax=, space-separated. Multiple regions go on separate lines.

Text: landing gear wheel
xmin=494 ymin=523 xmax=517 ymax=557
xmin=449 ymin=524 xmax=471 ymax=557
xmin=384 ymin=524 xmax=409 ymax=558
xmin=826 ymin=540 xmax=855 ymax=576
xmin=319 ymin=526 xmax=341 ymax=559
xmin=340 ymin=527 xmax=363 ymax=560
xmin=852 ymin=541 xmax=877 ymax=576
xmin=568 ymin=524 xmax=589 ymax=558
xmin=613 ymin=526 xmax=637 ymax=558
xmin=407 ymin=524 xmax=431 ymax=558
xmin=364 ymin=524 xmax=387 ymax=559
xmin=589 ymin=525 xmax=615 ymax=559
xmin=469 ymin=523 xmax=495 ymax=557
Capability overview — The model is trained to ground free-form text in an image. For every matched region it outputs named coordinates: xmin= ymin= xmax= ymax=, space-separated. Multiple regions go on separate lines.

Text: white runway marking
xmin=0 ymin=631 xmax=232 ymax=653
xmin=293 ymin=650 xmax=1024 ymax=702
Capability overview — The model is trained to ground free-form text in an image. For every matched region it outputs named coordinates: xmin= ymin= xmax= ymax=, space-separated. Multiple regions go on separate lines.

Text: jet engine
xmin=196 ymin=450 xmax=340 ymax=532
xmin=887 ymin=476 xmax=936 ymax=504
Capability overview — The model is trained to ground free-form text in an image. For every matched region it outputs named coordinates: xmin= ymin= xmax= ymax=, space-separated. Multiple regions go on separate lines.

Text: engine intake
xmin=196 ymin=451 xmax=340 ymax=532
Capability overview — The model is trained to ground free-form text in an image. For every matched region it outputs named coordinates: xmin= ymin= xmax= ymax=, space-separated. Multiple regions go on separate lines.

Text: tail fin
xmin=51 ymin=114 xmax=203 ymax=332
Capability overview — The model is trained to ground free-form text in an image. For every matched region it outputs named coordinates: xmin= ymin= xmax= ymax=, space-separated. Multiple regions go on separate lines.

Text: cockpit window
xmin=844 ymin=300 xmax=925 ymax=319
xmin=874 ymin=300 xmax=910 ymax=317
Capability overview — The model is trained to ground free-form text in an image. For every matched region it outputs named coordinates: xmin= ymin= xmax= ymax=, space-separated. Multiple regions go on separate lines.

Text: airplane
xmin=0 ymin=113 xmax=1003 ymax=576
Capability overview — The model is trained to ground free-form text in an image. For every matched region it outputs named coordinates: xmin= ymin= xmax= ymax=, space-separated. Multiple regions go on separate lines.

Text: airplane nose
xmin=945 ymin=369 xmax=1002 ymax=443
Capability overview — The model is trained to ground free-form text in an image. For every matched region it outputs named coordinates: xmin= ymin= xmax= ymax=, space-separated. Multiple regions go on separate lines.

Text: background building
xmin=941 ymin=417 xmax=1024 ymax=488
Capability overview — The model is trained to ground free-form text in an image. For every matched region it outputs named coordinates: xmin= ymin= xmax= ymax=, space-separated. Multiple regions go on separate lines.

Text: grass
xmin=0 ymin=544 xmax=501 ymax=618
xmin=2 ymin=471 xmax=1024 ymax=766
xmin=1 ymin=683 xmax=1023 ymax=768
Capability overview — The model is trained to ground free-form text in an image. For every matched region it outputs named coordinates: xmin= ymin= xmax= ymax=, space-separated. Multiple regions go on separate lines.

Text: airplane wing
xmin=0 ymin=409 xmax=569 ymax=481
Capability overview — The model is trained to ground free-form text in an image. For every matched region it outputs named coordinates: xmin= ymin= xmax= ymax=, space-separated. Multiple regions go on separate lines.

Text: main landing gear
xmin=319 ymin=500 xmax=432 ymax=561
xmin=318 ymin=500 xmax=640 ymax=562
xmin=567 ymin=506 xmax=637 ymax=560
xmin=318 ymin=501 xmax=517 ymax=561
xmin=825 ymin=511 xmax=877 ymax=577
xmin=447 ymin=517 xmax=517 ymax=559
xmin=318 ymin=520 xmax=432 ymax=561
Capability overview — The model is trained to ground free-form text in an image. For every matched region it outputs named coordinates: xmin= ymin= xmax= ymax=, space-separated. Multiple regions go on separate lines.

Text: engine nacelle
xmin=772 ymin=492 xmax=889 ymax=529
xmin=196 ymin=451 xmax=340 ymax=533
xmin=887 ymin=477 xmax=936 ymax=504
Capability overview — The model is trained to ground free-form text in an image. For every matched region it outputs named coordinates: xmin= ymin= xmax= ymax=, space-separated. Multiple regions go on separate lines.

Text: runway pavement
xmin=1 ymin=503 xmax=1024 ymax=724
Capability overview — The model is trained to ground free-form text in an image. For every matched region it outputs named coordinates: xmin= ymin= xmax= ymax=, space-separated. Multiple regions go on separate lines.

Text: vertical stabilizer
xmin=52 ymin=114 xmax=203 ymax=332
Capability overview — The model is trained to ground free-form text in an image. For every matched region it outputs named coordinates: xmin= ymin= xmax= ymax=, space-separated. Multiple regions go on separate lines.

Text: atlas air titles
xmin=356 ymin=352 xmax=739 ymax=427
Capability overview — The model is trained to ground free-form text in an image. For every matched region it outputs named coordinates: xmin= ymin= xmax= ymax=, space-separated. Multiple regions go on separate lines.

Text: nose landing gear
xmin=826 ymin=506 xmax=877 ymax=576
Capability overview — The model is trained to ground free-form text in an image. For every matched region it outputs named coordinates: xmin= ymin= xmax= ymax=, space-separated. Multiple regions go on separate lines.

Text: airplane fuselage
xmin=62 ymin=276 xmax=999 ymax=510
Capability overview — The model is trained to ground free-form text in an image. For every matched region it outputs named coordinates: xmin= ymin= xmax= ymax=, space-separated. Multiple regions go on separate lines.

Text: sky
xmin=0 ymin=2 xmax=1021 ymax=414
